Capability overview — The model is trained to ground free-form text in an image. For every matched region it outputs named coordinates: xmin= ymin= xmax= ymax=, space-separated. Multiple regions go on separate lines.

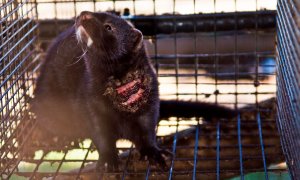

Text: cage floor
xmin=3 ymin=98 xmax=287 ymax=180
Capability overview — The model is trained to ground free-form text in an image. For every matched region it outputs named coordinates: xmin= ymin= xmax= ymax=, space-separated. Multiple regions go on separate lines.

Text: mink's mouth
xmin=103 ymin=71 xmax=151 ymax=113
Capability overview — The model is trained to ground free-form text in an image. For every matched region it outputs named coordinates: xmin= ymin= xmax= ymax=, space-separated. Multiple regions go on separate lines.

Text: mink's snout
xmin=132 ymin=29 xmax=142 ymax=42
xmin=132 ymin=28 xmax=143 ymax=51
xmin=75 ymin=11 xmax=95 ymax=47
xmin=75 ymin=11 xmax=93 ymax=27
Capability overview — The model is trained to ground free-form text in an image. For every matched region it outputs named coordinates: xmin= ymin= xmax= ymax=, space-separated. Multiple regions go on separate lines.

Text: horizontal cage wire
xmin=0 ymin=0 xmax=290 ymax=180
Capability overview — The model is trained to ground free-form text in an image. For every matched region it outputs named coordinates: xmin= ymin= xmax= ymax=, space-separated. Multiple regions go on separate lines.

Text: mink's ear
xmin=132 ymin=28 xmax=143 ymax=51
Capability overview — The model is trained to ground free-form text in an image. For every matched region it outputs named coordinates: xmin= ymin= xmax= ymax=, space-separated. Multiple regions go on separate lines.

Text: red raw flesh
xmin=116 ymin=79 xmax=141 ymax=95
xmin=122 ymin=89 xmax=144 ymax=106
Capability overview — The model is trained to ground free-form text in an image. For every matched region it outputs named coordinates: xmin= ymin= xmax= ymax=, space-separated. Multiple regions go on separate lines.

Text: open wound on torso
xmin=103 ymin=70 xmax=152 ymax=113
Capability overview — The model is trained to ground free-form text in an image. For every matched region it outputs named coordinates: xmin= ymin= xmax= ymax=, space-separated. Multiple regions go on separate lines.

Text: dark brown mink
xmin=32 ymin=11 xmax=236 ymax=170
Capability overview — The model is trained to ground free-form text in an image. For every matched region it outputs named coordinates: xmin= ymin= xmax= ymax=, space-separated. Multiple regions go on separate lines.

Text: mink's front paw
xmin=140 ymin=146 xmax=173 ymax=171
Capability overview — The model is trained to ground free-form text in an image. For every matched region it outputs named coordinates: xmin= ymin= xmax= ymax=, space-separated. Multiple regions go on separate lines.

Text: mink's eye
xmin=104 ymin=24 xmax=112 ymax=31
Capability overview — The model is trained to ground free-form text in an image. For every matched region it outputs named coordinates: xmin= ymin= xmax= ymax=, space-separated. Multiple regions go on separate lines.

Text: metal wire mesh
xmin=0 ymin=0 xmax=39 ymax=179
xmin=277 ymin=0 xmax=300 ymax=178
xmin=0 ymin=0 xmax=289 ymax=179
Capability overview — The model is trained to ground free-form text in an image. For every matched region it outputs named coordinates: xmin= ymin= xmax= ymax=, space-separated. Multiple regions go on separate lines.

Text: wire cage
xmin=0 ymin=0 xmax=39 ymax=178
xmin=277 ymin=0 xmax=300 ymax=178
xmin=0 ymin=0 xmax=291 ymax=179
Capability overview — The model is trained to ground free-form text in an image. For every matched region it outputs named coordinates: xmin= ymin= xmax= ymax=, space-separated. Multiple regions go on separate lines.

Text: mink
xmin=32 ymin=11 xmax=236 ymax=170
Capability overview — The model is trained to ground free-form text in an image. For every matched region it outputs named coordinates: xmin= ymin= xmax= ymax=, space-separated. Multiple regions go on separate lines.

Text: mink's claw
xmin=140 ymin=146 xmax=173 ymax=171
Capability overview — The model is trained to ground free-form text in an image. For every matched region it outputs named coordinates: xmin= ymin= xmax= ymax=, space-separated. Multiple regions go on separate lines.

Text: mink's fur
xmin=32 ymin=11 xmax=236 ymax=170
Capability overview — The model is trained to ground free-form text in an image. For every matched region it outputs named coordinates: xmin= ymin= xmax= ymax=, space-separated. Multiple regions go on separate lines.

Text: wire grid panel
xmin=277 ymin=0 xmax=300 ymax=178
xmin=16 ymin=105 xmax=285 ymax=180
xmin=0 ymin=0 xmax=39 ymax=179
xmin=1 ymin=0 xmax=288 ymax=179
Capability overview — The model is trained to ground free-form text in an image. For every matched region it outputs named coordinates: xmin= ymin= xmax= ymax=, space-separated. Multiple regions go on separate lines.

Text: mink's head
xmin=75 ymin=11 xmax=144 ymax=72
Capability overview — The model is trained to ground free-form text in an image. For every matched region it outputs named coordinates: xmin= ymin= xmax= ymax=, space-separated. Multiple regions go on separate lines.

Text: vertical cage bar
xmin=54 ymin=0 xmax=58 ymax=35
xmin=237 ymin=113 xmax=244 ymax=179
xmin=145 ymin=162 xmax=151 ymax=180
xmin=146 ymin=112 xmax=161 ymax=179
xmin=93 ymin=0 xmax=96 ymax=12
xmin=216 ymin=122 xmax=220 ymax=180
xmin=153 ymin=0 xmax=159 ymax=74
xmin=52 ymin=150 xmax=68 ymax=179
xmin=29 ymin=151 xmax=47 ymax=179
xmin=121 ymin=144 xmax=134 ymax=180
xmin=254 ymin=0 xmax=259 ymax=105
xmin=192 ymin=124 xmax=199 ymax=180
xmin=234 ymin=0 xmax=238 ymax=110
xmin=73 ymin=0 xmax=77 ymax=16
xmin=75 ymin=144 xmax=93 ymax=179
xmin=168 ymin=122 xmax=179 ymax=180
xmin=172 ymin=0 xmax=179 ymax=99
xmin=213 ymin=0 xmax=219 ymax=103
xmin=256 ymin=112 xmax=269 ymax=179
xmin=193 ymin=0 xmax=198 ymax=100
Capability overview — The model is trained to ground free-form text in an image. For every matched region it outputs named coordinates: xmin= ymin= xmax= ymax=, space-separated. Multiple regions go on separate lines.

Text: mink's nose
xmin=75 ymin=11 xmax=93 ymax=26
xmin=132 ymin=28 xmax=142 ymax=42
xmin=79 ymin=11 xmax=93 ymax=20
xmin=132 ymin=28 xmax=143 ymax=51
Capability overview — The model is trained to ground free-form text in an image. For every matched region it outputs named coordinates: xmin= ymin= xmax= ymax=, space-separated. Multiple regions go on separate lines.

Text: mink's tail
xmin=159 ymin=100 xmax=237 ymax=120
